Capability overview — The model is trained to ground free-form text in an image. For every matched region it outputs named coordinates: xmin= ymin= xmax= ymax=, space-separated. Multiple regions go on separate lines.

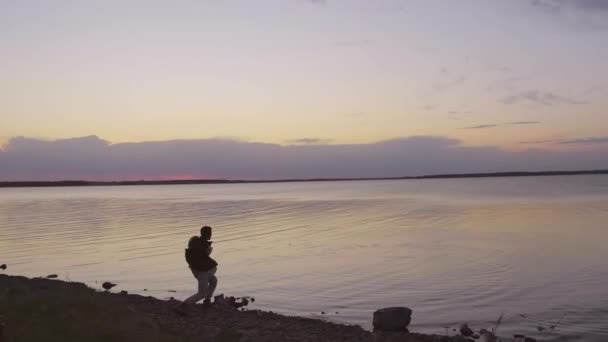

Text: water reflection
xmin=1 ymin=176 xmax=608 ymax=341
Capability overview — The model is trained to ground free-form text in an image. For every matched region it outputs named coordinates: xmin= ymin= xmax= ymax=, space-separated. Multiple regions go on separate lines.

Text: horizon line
xmin=2 ymin=169 xmax=608 ymax=188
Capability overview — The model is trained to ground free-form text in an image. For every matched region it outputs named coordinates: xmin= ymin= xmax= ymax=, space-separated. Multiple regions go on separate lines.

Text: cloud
xmin=433 ymin=75 xmax=467 ymax=92
xmin=507 ymin=121 xmax=542 ymax=125
xmin=1 ymin=135 xmax=607 ymax=181
xmin=285 ymin=138 xmax=333 ymax=145
xmin=501 ymin=90 xmax=585 ymax=106
xmin=433 ymin=67 xmax=467 ymax=92
xmin=560 ymin=136 xmax=608 ymax=144
xmin=461 ymin=124 xmax=498 ymax=129
xmin=461 ymin=121 xmax=541 ymax=129
xmin=530 ymin=0 xmax=608 ymax=30
xmin=531 ymin=0 xmax=608 ymax=12
xmin=531 ymin=0 xmax=565 ymax=12
xmin=583 ymin=85 xmax=606 ymax=96
xmin=520 ymin=140 xmax=556 ymax=144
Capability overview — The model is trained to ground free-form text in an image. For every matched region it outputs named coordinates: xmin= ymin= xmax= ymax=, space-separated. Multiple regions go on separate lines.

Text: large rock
xmin=459 ymin=323 xmax=474 ymax=337
xmin=372 ymin=307 xmax=412 ymax=332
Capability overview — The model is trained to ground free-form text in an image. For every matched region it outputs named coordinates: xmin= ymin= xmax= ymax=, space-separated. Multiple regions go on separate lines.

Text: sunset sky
xmin=1 ymin=0 xmax=608 ymax=180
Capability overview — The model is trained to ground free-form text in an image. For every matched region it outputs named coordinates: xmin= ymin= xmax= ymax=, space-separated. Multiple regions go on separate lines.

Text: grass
xmin=492 ymin=312 xmax=504 ymax=335
xmin=0 ymin=284 xmax=181 ymax=342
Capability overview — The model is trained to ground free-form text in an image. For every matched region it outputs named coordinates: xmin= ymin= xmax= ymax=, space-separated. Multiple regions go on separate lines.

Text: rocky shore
xmin=0 ymin=274 xmax=509 ymax=342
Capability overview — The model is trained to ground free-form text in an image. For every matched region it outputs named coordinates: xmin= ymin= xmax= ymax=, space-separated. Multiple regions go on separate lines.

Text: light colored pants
xmin=184 ymin=267 xmax=217 ymax=304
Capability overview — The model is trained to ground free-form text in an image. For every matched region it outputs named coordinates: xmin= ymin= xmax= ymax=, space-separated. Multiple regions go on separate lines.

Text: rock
xmin=472 ymin=334 xmax=480 ymax=339
xmin=215 ymin=294 xmax=251 ymax=309
xmin=514 ymin=335 xmax=536 ymax=342
xmin=240 ymin=298 xmax=249 ymax=307
xmin=372 ymin=330 xmax=410 ymax=342
xmin=372 ymin=307 xmax=412 ymax=332
xmin=46 ymin=274 xmax=58 ymax=279
xmin=0 ymin=264 xmax=6 ymax=270
xmin=450 ymin=336 xmax=468 ymax=342
xmin=120 ymin=290 xmax=128 ymax=295
xmin=479 ymin=331 xmax=497 ymax=342
xmin=460 ymin=323 xmax=474 ymax=337
xmin=102 ymin=282 xmax=116 ymax=291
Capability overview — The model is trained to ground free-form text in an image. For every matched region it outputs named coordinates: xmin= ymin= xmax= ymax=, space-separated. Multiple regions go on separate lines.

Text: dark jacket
xmin=185 ymin=240 xmax=218 ymax=272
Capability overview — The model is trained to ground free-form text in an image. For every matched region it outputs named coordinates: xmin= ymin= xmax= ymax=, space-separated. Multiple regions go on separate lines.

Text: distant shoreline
xmin=1 ymin=169 xmax=608 ymax=188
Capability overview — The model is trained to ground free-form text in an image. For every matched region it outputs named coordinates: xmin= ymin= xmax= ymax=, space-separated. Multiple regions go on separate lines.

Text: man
xmin=175 ymin=226 xmax=218 ymax=313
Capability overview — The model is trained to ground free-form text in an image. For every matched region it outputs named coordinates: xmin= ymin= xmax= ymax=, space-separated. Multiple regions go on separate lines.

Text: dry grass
xmin=0 ymin=277 xmax=180 ymax=342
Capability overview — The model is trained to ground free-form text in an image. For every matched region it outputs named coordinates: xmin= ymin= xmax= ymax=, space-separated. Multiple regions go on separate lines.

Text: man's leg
xmin=184 ymin=271 xmax=209 ymax=304
xmin=207 ymin=267 xmax=218 ymax=300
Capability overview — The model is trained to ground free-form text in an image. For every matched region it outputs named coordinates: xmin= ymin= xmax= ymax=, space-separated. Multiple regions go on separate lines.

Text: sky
xmin=1 ymin=0 xmax=608 ymax=180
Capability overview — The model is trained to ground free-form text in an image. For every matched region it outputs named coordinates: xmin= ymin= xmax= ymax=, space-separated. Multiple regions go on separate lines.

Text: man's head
xmin=200 ymin=225 xmax=212 ymax=240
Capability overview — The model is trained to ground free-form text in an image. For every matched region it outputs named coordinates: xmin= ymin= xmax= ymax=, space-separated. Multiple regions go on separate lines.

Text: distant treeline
xmin=412 ymin=170 xmax=608 ymax=179
xmin=1 ymin=169 xmax=608 ymax=188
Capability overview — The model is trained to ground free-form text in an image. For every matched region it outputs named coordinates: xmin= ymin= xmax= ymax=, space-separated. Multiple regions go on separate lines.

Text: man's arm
xmin=206 ymin=242 xmax=213 ymax=256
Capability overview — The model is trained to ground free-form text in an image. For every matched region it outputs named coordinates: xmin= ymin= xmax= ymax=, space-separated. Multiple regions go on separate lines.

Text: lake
xmin=1 ymin=175 xmax=607 ymax=341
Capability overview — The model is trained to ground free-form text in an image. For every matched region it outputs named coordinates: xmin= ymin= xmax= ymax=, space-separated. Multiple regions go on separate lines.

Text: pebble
xmin=459 ymin=323 xmax=474 ymax=337
xmin=47 ymin=274 xmax=58 ymax=279
xmin=102 ymin=282 xmax=117 ymax=291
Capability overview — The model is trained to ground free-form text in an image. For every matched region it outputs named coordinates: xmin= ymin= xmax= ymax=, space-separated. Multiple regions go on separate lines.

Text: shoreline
xmin=0 ymin=274 xmax=506 ymax=342
xmin=1 ymin=169 xmax=607 ymax=188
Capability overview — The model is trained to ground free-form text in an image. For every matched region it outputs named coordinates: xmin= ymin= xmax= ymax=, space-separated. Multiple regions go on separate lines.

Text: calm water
xmin=1 ymin=176 xmax=608 ymax=341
